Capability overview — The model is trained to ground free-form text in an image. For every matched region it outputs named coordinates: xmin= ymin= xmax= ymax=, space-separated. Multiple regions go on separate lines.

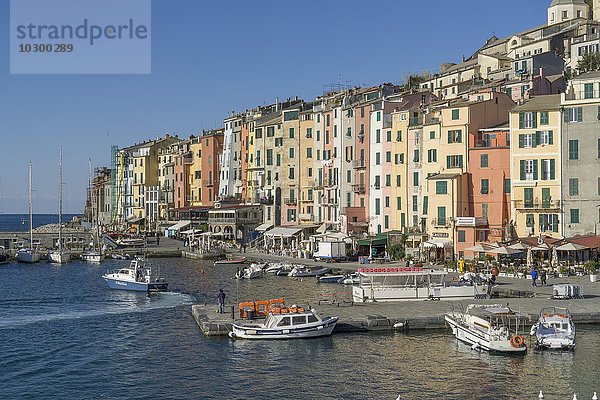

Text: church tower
xmin=547 ymin=0 xmax=589 ymax=25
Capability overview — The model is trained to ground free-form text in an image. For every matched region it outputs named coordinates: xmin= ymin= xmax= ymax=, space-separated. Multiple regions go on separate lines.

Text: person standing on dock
xmin=540 ymin=269 xmax=547 ymax=286
xmin=217 ymin=289 xmax=226 ymax=314
xmin=530 ymin=267 xmax=539 ymax=287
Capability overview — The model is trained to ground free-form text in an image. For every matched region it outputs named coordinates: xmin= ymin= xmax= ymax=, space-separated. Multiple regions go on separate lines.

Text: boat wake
xmin=0 ymin=292 xmax=194 ymax=329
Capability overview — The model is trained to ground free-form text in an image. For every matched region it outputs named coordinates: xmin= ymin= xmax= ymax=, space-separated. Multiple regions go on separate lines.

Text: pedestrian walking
xmin=531 ymin=267 xmax=539 ymax=287
xmin=540 ymin=270 xmax=547 ymax=286
xmin=217 ymin=289 xmax=226 ymax=314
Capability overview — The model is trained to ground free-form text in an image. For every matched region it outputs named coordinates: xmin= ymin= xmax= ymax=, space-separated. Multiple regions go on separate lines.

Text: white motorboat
xmin=229 ymin=307 xmax=338 ymax=340
xmin=445 ymin=304 xmax=527 ymax=354
xmin=102 ymin=257 xmax=168 ymax=292
xmin=48 ymin=147 xmax=71 ymax=264
xmin=288 ymin=266 xmax=330 ymax=277
xmin=264 ymin=263 xmax=286 ymax=274
xmin=81 ymin=250 xmax=105 ymax=263
xmin=235 ymin=264 xmax=264 ymax=279
xmin=339 ymin=273 xmax=360 ymax=285
xmin=530 ymin=307 xmax=576 ymax=350
xmin=17 ymin=162 xmax=40 ymax=264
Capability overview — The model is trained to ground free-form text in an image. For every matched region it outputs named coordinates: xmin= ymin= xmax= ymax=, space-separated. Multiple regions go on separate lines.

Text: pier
xmin=191 ymin=274 xmax=600 ymax=336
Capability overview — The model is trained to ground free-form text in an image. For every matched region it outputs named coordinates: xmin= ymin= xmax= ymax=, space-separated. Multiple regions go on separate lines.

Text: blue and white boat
xmin=102 ymin=258 xmax=168 ymax=292
xmin=229 ymin=307 xmax=338 ymax=340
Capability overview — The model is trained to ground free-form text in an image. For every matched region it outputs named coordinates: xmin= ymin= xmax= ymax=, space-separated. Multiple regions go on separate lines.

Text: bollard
xmin=231 ymin=305 xmax=235 ymax=320
xmin=538 ymin=390 xmax=543 ymax=399
xmin=573 ymin=394 xmax=577 ymax=400
xmin=593 ymin=392 xmax=598 ymax=400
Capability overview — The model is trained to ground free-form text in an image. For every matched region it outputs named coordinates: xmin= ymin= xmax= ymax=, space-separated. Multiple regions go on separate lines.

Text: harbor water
xmin=0 ymin=213 xmax=79 ymax=232
xmin=1 ymin=258 xmax=599 ymax=399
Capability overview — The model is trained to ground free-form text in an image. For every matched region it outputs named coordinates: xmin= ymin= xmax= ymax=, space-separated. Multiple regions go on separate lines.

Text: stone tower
xmin=547 ymin=0 xmax=589 ymax=25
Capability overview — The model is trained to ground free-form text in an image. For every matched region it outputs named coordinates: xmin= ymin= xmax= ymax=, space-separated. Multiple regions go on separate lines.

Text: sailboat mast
xmin=59 ymin=147 xmax=63 ymax=252
xmin=29 ymin=161 xmax=33 ymax=250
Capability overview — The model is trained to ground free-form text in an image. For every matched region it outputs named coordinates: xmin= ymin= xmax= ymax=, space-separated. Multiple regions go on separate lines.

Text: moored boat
xmin=530 ymin=307 xmax=576 ymax=350
xmin=318 ymin=274 xmax=346 ymax=283
xmin=235 ymin=264 xmax=264 ymax=279
xmin=445 ymin=304 xmax=527 ymax=354
xmin=0 ymin=246 xmax=8 ymax=264
xmin=47 ymin=147 xmax=71 ymax=264
xmin=229 ymin=307 xmax=338 ymax=340
xmin=102 ymin=257 xmax=168 ymax=292
xmin=81 ymin=250 xmax=105 ymax=263
xmin=214 ymin=257 xmax=247 ymax=265
xmin=17 ymin=162 xmax=40 ymax=264
xmin=288 ymin=266 xmax=330 ymax=277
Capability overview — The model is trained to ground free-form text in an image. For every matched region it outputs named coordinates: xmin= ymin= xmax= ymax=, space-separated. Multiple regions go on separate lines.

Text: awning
xmin=357 ymin=237 xmax=388 ymax=247
xmin=127 ymin=217 xmax=145 ymax=224
xmin=316 ymin=223 xmax=329 ymax=234
xmin=556 ymin=242 xmax=589 ymax=251
xmin=255 ymin=223 xmax=274 ymax=232
xmin=167 ymin=220 xmax=191 ymax=232
xmin=264 ymin=227 xmax=303 ymax=238
xmin=181 ymin=229 xmax=202 ymax=235
xmin=422 ymin=239 xmax=453 ymax=248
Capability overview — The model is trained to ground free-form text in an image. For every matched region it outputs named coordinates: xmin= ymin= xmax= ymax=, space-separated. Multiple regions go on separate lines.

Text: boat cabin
xmin=263 ymin=309 xmax=319 ymax=329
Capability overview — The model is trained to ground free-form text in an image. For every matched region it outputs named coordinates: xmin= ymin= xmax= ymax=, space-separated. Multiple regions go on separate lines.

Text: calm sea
xmin=0 ymin=214 xmax=79 ymax=231
xmin=0 ymin=258 xmax=597 ymax=399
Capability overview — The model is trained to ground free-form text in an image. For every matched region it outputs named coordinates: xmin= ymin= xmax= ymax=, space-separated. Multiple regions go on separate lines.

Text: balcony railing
xmin=514 ymin=199 xmax=561 ymax=210
xmin=259 ymin=196 xmax=273 ymax=205
xmin=564 ymin=89 xmax=600 ymax=101
xmin=431 ymin=218 xmax=450 ymax=228
xmin=183 ymin=156 xmax=194 ymax=165
xmin=403 ymin=226 xmax=427 ymax=235
xmin=313 ymin=179 xmax=324 ymax=189
xmin=352 ymin=184 xmax=366 ymax=194
xmin=284 ymin=198 xmax=297 ymax=205
xmin=409 ymin=117 xmax=423 ymax=126
xmin=353 ymin=159 xmax=367 ymax=169
xmin=299 ymin=213 xmax=313 ymax=221
xmin=203 ymin=180 xmax=214 ymax=187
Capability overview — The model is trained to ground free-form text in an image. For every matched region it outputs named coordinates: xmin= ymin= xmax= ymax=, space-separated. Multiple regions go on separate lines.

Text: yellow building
xmin=189 ymin=136 xmax=202 ymax=206
xmin=299 ymin=104 xmax=316 ymax=224
xmin=509 ymin=94 xmax=562 ymax=239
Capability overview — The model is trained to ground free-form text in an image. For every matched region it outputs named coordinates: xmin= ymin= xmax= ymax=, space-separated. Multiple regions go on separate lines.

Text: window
xmin=385 ymin=175 xmax=391 ymax=187
xmin=504 ymin=178 xmax=511 ymax=194
xmin=386 ymin=151 xmax=391 ymax=163
xmin=448 ymin=130 xmax=462 ymax=143
xmin=541 ymin=159 xmax=555 ymax=180
xmin=437 ymin=206 xmax=446 ymax=226
xmin=385 ymin=196 xmax=390 ymax=208
xmin=540 ymin=214 xmax=559 ymax=233
xmin=427 ymin=149 xmax=437 ymax=163
xmin=413 ymin=150 xmax=420 ymax=162
xmin=585 ymin=83 xmax=594 ymax=99
xmin=375 ymin=199 xmax=380 ymax=215
xmin=374 ymin=175 xmax=380 ymax=189
xmin=520 ymin=159 xmax=537 ymax=181
xmin=519 ymin=112 xmax=537 ymax=129
xmin=306 ymin=128 xmax=312 ymax=138
xmin=524 ymin=112 xmax=534 ymax=128
xmin=423 ymin=196 xmax=428 ymax=214
xmin=524 ymin=188 xmax=534 ymax=208
xmin=451 ymin=109 xmax=459 ymax=120
xmin=384 ymin=215 xmax=389 ymax=229
xmin=481 ymin=179 xmax=489 ymax=194
xmin=267 ymin=126 xmax=275 ymax=137
xmin=412 ymin=196 xmax=418 ymax=212
xmin=446 ymin=155 xmax=463 ymax=169
xmin=375 ymin=153 xmax=380 ymax=165
xmin=569 ymin=178 xmax=579 ymax=196
xmin=565 ymin=107 xmax=583 ymax=123
xmin=562 ymin=10 xmax=568 ymax=19
xmin=277 ymin=317 xmax=291 ymax=327
xmin=598 ymin=138 xmax=600 ymax=159
xmin=413 ymin=172 xmax=419 ymax=186
xmin=255 ymin=128 xmax=263 ymax=138
xmin=292 ymin=316 xmax=306 ymax=325
xmin=429 ymin=131 xmax=435 ymax=139
xmin=289 ymin=167 xmax=294 ymax=179
xmin=480 ymin=154 xmax=488 ymax=168
xmin=570 ymin=209 xmax=580 ymax=224
xmin=396 ymin=175 xmax=401 ymax=187
xmin=376 ymin=129 xmax=381 ymax=143
xmin=540 ymin=130 xmax=553 ymax=146
xmin=307 ymin=148 xmax=312 ymax=158
xmin=289 ymin=148 xmax=294 ymax=158
xmin=458 ymin=230 xmax=466 ymax=243
xmin=436 ymin=181 xmax=448 ymax=194
xmin=569 ymin=140 xmax=579 ymax=160
xmin=386 ymin=131 xmax=392 ymax=142
xmin=540 ymin=111 xmax=549 ymax=125
xmin=396 ymin=130 xmax=402 ymax=141
xmin=482 ymin=203 xmax=489 ymax=218
xmin=376 ymin=112 xmax=381 ymax=122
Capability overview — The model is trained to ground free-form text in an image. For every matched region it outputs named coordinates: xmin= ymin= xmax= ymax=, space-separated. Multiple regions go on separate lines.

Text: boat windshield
xmin=277 ymin=317 xmax=291 ymax=327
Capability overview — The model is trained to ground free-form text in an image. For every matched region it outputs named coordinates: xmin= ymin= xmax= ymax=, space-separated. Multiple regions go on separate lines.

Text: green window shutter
xmin=520 ymin=160 xmax=525 ymax=180
xmin=535 ymin=131 xmax=541 ymax=147
xmin=459 ymin=155 xmax=463 ymax=168
xmin=519 ymin=135 xmax=524 ymax=148
xmin=446 ymin=156 xmax=451 ymax=169
xmin=397 ymin=197 xmax=401 ymax=210
xmin=552 ymin=215 xmax=559 ymax=232
xmin=564 ymin=109 xmax=570 ymax=123
xmin=447 ymin=131 xmax=452 ymax=143
xmin=532 ymin=112 xmax=537 ymax=128
xmin=519 ymin=112 xmax=524 ymax=129
xmin=423 ymin=196 xmax=428 ymax=214
xmin=550 ymin=159 xmax=555 ymax=180
xmin=533 ymin=160 xmax=538 ymax=180
xmin=457 ymin=131 xmax=462 ymax=143
xmin=577 ymin=107 xmax=583 ymax=122
xmin=549 ymin=130 xmax=553 ymax=145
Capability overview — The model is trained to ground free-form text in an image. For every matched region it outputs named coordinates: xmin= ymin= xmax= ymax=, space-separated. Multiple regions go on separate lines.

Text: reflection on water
xmin=0 ymin=258 xmax=597 ymax=399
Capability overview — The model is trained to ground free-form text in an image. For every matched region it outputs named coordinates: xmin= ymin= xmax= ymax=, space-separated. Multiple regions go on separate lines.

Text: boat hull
xmin=81 ymin=253 xmax=105 ymax=263
xmin=48 ymin=251 xmax=71 ymax=264
xmin=215 ymin=258 xmax=247 ymax=265
xmin=16 ymin=251 xmax=41 ymax=263
xmin=103 ymin=277 xmax=168 ymax=292
xmin=230 ymin=317 xmax=338 ymax=340
xmin=445 ymin=315 xmax=526 ymax=354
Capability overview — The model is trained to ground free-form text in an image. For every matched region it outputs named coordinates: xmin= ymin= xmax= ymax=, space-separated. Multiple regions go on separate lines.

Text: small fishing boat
xmin=318 ymin=274 xmax=346 ymax=283
xmin=102 ymin=257 xmax=168 ymax=292
xmin=530 ymin=307 xmax=576 ymax=350
xmin=47 ymin=147 xmax=71 ymax=264
xmin=338 ymin=273 xmax=359 ymax=285
xmin=229 ymin=307 xmax=338 ymax=340
xmin=264 ymin=263 xmax=286 ymax=274
xmin=445 ymin=304 xmax=527 ymax=354
xmin=214 ymin=257 xmax=247 ymax=265
xmin=288 ymin=266 xmax=330 ymax=277
xmin=81 ymin=250 xmax=105 ymax=263
xmin=235 ymin=264 xmax=264 ymax=279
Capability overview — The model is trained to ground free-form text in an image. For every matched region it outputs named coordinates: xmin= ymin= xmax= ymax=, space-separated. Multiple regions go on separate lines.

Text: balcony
xmin=284 ymin=198 xmax=297 ymax=205
xmin=185 ymin=195 xmax=194 ymax=202
xmin=299 ymin=213 xmax=313 ymax=221
xmin=203 ymin=180 xmax=214 ymax=187
xmin=353 ymin=159 xmax=366 ymax=169
xmin=313 ymin=179 xmax=324 ymax=189
xmin=259 ymin=196 xmax=273 ymax=205
xmin=564 ymin=89 xmax=600 ymax=101
xmin=352 ymin=184 xmax=366 ymax=194
xmin=183 ymin=156 xmax=194 ymax=165
xmin=323 ymin=197 xmax=339 ymax=206
xmin=409 ymin=117 xmax=423 ymax=126
xmin=431 ymin=218 xmax=451 ymax=228
xmin=514 ymin=199 xmax=561 ymax=210
xmin=403 ymin=226 xmax=427 ymax=236
xmin=325 ymin=179 xmax=337 ymax=188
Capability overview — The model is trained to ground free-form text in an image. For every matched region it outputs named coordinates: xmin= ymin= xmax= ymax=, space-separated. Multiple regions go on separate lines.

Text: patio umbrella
xmin=551 ymin=246 xmax=559 ymax=269
xmin=556 ymin=243 xmax=589 ymax=251
xmin=531 ymin=243 xmax=550 ymax=251
xmin=527 ymin=247 xmax=533 ymax=268
xmin=508 ymin=242 xmax=531 ymax=251
xmin=488 ymin=246 xmax=523 ymax=255
xmin=464 ymin=244 xmax=496 ymax=252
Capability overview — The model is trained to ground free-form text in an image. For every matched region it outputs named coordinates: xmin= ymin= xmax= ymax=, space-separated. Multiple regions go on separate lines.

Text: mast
xmin=58 ymin=147 xmax=63 ymax=252
xmin=29 ymin=161 xmax=33 ymax=251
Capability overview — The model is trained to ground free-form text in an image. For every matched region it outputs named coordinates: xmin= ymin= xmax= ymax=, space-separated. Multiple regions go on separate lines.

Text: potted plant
xmin=586 ymin=261 xmax=598 ymax=283
xmin=558 ymin=265 xmax=568 ymax=278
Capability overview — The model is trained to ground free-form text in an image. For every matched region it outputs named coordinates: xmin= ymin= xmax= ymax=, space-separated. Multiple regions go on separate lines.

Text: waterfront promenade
xmin=192 ymin=273 xmax=600 ymax=336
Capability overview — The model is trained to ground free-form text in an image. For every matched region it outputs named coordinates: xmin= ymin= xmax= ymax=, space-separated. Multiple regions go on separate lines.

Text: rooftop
xmin=511 ymin=94 xmax=561 ymax=112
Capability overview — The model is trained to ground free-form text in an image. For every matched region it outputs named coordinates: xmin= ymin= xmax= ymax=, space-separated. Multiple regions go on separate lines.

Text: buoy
xmin=592 ymin=392 xmax=597 ymax=400
xmin=393 ymin=322 xmax=405 ymax=329
xmin=572 ymin=394 xmax=577 ymax=400
xmin=538 ymin=390 xmax=543 ymax=399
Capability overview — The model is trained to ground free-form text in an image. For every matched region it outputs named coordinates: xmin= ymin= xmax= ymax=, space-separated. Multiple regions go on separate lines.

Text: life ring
xmin=510 ymin=335 xmax=525 ymax=348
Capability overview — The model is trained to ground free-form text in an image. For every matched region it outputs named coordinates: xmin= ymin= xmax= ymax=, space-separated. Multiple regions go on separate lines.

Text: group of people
xmin=530 ymin=267 xmax=548 ymax=287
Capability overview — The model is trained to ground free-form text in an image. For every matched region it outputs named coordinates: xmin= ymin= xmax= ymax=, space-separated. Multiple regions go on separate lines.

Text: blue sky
xmin=0 ymin=0 xmax=549 ymax=213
